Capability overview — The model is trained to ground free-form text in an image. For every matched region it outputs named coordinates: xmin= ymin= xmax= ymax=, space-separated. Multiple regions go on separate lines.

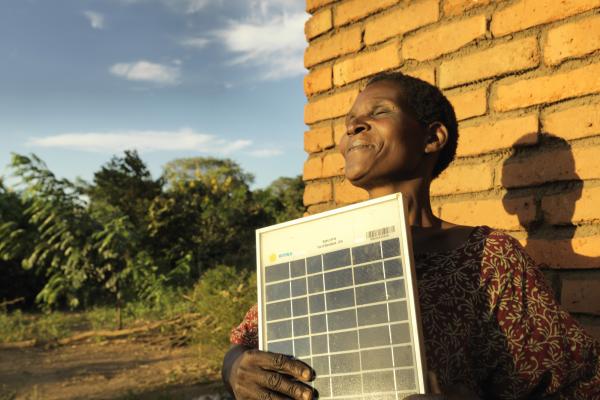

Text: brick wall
xmin=302 ymin=0 xmax=600 ymax=339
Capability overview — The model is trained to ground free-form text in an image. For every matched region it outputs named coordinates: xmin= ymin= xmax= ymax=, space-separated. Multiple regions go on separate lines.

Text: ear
xmin=424 ymin=122 xmax=448 ymax=154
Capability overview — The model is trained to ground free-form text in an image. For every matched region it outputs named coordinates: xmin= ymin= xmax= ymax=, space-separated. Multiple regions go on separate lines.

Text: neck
xmin=366 ymin=177 xmax=440 ymax=228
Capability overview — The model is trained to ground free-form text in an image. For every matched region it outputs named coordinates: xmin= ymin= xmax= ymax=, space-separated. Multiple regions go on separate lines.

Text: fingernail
xmin=302 ymin=369 xmax=312 ymax=380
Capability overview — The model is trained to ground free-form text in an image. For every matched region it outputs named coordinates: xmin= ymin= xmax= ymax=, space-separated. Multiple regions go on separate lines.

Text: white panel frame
xmin=256 ymin=193 xmax=428 ymax=396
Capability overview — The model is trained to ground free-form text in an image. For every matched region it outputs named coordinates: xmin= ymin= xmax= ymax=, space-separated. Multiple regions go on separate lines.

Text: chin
xmin=345 ymin=171 xmax=371 ymax=189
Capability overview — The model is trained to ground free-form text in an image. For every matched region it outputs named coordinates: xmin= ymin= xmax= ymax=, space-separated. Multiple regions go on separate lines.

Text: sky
xmin=0 ymin=0 xmax=309 ymax=188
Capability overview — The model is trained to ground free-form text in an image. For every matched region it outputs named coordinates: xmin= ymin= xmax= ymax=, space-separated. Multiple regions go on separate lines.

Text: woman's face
xmin=339 ymin=80 xmax=428 ymax=189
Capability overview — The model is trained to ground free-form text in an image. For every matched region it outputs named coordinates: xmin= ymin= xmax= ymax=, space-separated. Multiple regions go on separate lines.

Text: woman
xmin=222 ymin=73 xmax=600 ymax=399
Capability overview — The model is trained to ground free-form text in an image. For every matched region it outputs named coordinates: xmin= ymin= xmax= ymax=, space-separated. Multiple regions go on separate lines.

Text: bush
xmin=190 ymin=265 xmax=256 ymax=372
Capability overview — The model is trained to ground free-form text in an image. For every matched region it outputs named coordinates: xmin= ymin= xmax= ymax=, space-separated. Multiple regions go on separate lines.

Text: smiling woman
xmin=340 ymin=74 xmax=457 ymax=197
xmin=221 ymin=72 xmax=600 ymax=400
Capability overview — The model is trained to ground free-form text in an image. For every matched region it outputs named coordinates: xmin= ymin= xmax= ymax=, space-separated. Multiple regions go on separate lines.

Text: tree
xmin=0 ymin=178 xmax=44 ymax=307
xmin=86 ymin=150 xmax=162 ymax=228
xmin=0 ymin=154 xmax=99 ymax=309
xmin=0 ymin=153 xmax=165 ymax=320
xmin=150 ymin=157 xmax=266 ymax=278
xmin=255 ymin=175 xmax=305 ymax=223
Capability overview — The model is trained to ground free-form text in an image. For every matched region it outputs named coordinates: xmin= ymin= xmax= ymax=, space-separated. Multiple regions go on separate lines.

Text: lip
xmin=346 ymin=139 xmax=377 ymax=155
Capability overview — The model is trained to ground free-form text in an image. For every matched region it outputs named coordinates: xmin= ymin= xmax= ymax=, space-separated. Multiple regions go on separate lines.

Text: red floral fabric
xmin=230 ymin=226 xmax=600 ymax=399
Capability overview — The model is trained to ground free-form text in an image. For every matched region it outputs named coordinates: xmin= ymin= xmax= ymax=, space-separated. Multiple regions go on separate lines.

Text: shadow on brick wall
xmin=500 ymin=135 xmax=600 ymax=337
xmin=500 ymin=135 xmax=599 ymax=269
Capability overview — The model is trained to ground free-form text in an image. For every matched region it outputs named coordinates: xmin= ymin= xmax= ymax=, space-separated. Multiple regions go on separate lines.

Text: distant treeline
xmin=0 ymin=151 xmax=303 ymax=312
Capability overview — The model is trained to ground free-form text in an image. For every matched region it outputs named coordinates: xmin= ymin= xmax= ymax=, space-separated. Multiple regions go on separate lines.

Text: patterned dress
xmin=230 ymin=226 xmax=600 ymax=399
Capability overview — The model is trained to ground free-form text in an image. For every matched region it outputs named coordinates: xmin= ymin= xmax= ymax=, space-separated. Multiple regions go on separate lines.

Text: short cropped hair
xmin=366 ymin=72 xmax=458 ymax=179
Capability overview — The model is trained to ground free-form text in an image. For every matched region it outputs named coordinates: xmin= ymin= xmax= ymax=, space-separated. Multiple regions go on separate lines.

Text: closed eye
xmin=372 ymin=107 xmax=391 ymax=116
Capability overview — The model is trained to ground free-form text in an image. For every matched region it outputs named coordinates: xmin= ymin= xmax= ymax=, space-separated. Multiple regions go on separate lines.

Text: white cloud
xmin=118 ymin=0 xmax=217 ymax=14
xmin=28 ymin=129 xmax=251 ymax=155
xmin=179 ymin=0 xmax=212 ymax=14
xmin=109 ymin=60 xmax=181 ymax=85
xmin=247 ymin=0 xmax=304 ymax=21
xmin=180 ymin=37 xmax=210 ymax=49
xmin=213 ymin=11 xmax=308 ymax=80
xmin=83 ymin=10 xmax=105 ymax=29
xmin=248 ymin=148 xmax=283 ymax=158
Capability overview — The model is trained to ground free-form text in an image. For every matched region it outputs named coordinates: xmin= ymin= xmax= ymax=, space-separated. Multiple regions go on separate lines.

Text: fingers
xmin=249 ymin=350 xmax=314 ymax=382
xmin=234 ymin=375 xmax=313 ymax=400
xmin=235 ymin=384 xmax=288 ymax=400
xmin=233 ymin=350 xmax=314 ymax=400
xmin=263 ymin=371 xmax=314 ymax=400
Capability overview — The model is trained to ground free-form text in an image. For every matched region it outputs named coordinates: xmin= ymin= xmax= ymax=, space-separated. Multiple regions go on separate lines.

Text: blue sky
xmin=0 ymin=0 xmax=309 ymax=188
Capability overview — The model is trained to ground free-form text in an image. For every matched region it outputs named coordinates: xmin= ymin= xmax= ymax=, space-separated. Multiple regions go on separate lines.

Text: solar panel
xmin=256 ymin=193 xmax=428 ymax=399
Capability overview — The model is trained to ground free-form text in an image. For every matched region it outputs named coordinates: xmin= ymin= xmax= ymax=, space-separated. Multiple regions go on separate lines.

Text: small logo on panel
xmin=269 ymin=253 xmax=277 ymax=263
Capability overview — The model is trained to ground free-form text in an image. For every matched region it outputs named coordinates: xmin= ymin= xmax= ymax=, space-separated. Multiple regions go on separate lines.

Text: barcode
xmin=366 ymin=225 xmax=395 ymax=240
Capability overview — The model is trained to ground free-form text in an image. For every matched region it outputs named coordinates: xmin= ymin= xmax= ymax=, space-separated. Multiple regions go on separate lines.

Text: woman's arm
xmin=481 ymin=232 xmax=600 ymax=399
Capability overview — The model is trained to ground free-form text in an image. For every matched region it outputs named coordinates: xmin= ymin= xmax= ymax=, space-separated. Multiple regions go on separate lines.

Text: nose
xmin=346 ymin=117 xmax=369 ymax=136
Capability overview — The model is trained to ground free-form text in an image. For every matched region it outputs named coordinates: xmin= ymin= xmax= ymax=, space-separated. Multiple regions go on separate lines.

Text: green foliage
xmin=86 ymin=150 xmax=162 ymax=229
xmin=1 ymin=154 xmax=98 ymax=309
xmin=0 ymin=180 xmax=44 ymax=306
xmin=190 ymin=265 xmax=256 ymax=371
xmin=0 ymin=151 xmax=303 ymax=336
xmin=150 ymin=157 xmax=266 ymax=276
xmin=255 ymin=175 xmax=305 ymax=223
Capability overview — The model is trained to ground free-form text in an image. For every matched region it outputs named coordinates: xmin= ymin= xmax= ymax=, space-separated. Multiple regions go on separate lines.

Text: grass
xmin=0 ymin=289 xmax=196 ymax=343
xmin=0 ymin=266 xmax=256 ymax=382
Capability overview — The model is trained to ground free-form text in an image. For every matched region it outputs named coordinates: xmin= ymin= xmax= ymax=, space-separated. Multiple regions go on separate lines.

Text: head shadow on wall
xmin=500 ymin=133 xmax=600 ymax=296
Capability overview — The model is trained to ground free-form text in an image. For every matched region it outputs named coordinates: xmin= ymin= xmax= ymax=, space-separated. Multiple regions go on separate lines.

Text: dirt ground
xmin=0 ymin=339 xmax=229 ymax=400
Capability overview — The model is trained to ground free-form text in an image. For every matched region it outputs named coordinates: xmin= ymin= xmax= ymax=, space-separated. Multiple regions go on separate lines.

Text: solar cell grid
xmin=262 ymin=237 xmax=419 ymax=399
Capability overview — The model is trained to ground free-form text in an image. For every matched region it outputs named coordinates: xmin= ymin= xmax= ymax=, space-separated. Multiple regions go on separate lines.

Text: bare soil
xmin=0 ymin=339 xmax=227 ymax=400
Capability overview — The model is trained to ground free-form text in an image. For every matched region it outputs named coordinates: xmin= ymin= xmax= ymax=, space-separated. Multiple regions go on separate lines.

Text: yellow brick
xmin=542 ymin=186 xmax=600 ymax=225
xmin=491 ymin=0 xmax=599 ymax=37
xmin=364 ymin=0 xmax=439 ymax=45
xmin=525 ymin=236 xmax=600 ymax=268
xmin=402 ymin=15 xmax=487 ymax=62
xmin=304 ymin=26 xmax=362 ymax=68
xmin=439 ymin=36 xmax=539 ymax=88
xmin=307 ymin=0 xmax=337 ymax=13
xmin=333 ymin=42 xmax=401 ymax=86
xmin=307 ymin=203 xmax=335 ymax=215
xmin=493 ymin=62 xmax=600 ymax=112
xmin=544 ymin=14 xmax=600 ymax=66
xmin=403 ymin=66 xmax=436 ymax=85
xmin=303 ymin=181 xmax=332 ymax=205
xmin=543 ymin=102 xmax=600 ymax=141
xmin=439 ymin=197 xmax=535 ymax=230
xmin=334 ymin=179 xmax=369 ymax=204
xmin=304 ymin=125 xmax=334 ymax=153
xmin=334 ymin=0 xmax=398 ymax=26
xmin=322 ymin=152 xmax=345 ymax=178
xmin=457 ymin=114 xmax=538 ymax=156
xmin=304 ymin=66 xmax=332 ymax=96
xmin=443 ymin=0 xmax=496 ymax=16
xmin=430 ymin=163 xmax=494 ymax=195
xmin=334 ymin=120 xmax=347 ymax=145
xmin=305 ymin=8 xmax=333 ymax=40
xmin=303 ymin=157 xmax=323 ymax=181
xmin=500 ymin=145 xmax=600 ymax=188
xmin=445 ymin=86 xmax=487 ymax=121
xmin=304 ymin=88 xmax=359 ymax=124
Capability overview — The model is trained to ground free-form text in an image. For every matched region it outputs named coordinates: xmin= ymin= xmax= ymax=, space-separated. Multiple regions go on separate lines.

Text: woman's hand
xmin=222 ymin=345 xmax=315 ymax=400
